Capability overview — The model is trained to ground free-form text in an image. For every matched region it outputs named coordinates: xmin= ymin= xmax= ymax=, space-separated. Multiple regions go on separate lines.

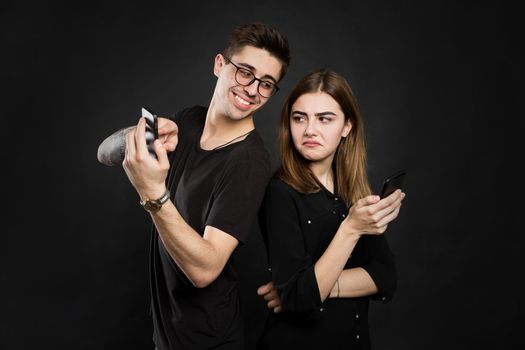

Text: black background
xmin=2 ymin=1 xmax=523 ymax=349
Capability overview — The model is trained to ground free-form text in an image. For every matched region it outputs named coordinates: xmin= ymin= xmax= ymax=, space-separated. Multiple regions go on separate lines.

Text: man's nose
xmin=244 ymin=80 xmax=259 ymax=96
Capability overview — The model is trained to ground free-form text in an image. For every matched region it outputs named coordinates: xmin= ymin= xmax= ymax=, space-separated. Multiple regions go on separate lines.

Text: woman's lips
xmin=303 ymin=141 xmax=321 ymax=147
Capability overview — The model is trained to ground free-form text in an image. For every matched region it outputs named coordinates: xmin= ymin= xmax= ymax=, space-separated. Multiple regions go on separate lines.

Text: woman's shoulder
xmin=267 ymin=177 xmax=301 ymax=197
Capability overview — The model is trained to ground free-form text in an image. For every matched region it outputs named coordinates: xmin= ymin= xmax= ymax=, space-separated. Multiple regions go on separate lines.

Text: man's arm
xmin=97 ymin=126 xmax=134 ymax=166
xmin=97 ymin=117 xmax=178 ymax=166
xmin=122 ymin=117 xmax=248 ymax=288
xmin=151 ymin=201 xmax=239 ymax=288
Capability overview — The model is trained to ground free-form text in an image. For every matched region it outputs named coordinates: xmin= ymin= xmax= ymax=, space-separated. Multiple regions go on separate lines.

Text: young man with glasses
xmin=97 ymin=23 xmax=290 ymax=349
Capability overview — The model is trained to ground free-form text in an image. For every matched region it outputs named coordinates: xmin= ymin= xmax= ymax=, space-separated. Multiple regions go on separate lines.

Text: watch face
xmin=141 ymin=190 xmax=170 ymax=212
xmin=144 ymin=201 xmax=161 ymax=212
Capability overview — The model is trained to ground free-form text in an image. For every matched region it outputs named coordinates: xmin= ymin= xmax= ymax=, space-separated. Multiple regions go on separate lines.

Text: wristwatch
xmin=140 ymin=189 xmax=171 ymax=213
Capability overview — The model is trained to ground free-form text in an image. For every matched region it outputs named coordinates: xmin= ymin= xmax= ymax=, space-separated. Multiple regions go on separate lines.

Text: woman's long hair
xmin=277 ymin=69 xmax=371 ymax=205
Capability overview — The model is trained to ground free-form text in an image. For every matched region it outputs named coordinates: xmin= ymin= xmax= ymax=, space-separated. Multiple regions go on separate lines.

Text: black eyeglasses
xmin=224 ymin=57 xmax=279 ymax=98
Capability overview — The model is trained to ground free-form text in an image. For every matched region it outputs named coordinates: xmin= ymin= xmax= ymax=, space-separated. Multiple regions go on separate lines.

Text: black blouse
xmin=257 ymin=178 xmax=396 ymax=350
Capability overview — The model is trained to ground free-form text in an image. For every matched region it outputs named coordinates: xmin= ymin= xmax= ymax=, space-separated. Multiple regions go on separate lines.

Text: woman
xmin=257 ymin=69 xmax=405 ymax=349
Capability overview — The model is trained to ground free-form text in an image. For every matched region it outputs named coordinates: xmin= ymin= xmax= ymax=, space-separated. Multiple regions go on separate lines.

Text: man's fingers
xmin=263 ymin=290 xmax=278 ymax=301
xmin=157 ymin=117 xmax=176 ymax=130
xmin=157 ymin=119 xmax=178 ymax=152
xmin=163 ymin=142 xmax=177 ymax=152
xmin=154 ymin=140 xmax=170 ymax=169
xmin=165 ymin=132 xmax=179 ymax=150
xmin=273 ymin=306 xmax=282 ymax=313
xmin=267 ymin=299 xmax=280 ymax=308
xmin=125 ymin=128 xmax=136 ymax=160
xmin=134 ymin=117 xmax=148 ymax=158
xmin=158 ymin=118 xmax=178 ymax=136
xmin=257 ymin=282 xmax=272 ymax=295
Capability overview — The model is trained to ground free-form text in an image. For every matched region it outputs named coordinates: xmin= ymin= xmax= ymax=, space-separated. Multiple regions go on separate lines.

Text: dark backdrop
xmin=2 ymin=1 xmax=522 ymax=349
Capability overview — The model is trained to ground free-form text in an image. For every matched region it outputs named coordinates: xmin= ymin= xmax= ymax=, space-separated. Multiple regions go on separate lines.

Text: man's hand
xmin=157 ymin=117 xmax=178 ymax=152
xmin=257 ymin=281 xmax=282 ymax=313
xmin=123 ymin=117 xmax=171 ymax=201
xmin=97 ymin=117 xmax=177 ymax=166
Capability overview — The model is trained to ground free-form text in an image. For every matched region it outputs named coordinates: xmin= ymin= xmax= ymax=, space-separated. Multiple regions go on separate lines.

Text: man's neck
xmin=200 ymin=101 xmax=255 ymax=151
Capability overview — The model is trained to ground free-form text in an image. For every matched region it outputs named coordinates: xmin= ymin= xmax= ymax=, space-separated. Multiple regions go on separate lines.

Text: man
xmin=97 ymin=22 xmax=289 ymax=349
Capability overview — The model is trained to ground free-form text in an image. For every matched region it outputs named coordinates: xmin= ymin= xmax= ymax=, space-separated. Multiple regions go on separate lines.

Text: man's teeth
xmin=235 ymin=95 xmax=250 ymax=105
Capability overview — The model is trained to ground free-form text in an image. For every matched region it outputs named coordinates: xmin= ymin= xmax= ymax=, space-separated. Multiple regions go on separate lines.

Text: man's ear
xmin=214 ymin=54 xmax=225 ymax=77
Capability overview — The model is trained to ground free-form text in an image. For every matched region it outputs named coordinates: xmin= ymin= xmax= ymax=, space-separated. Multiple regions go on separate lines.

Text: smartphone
xmin=142 ymin=107 xmax=158 ymax=158
xmin=380 ymin=170 xmax=406 ymax=199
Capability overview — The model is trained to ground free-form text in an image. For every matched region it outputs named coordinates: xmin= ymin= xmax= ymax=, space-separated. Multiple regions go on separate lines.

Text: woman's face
xmin=290 ymin=91 xmax=351 ymax=165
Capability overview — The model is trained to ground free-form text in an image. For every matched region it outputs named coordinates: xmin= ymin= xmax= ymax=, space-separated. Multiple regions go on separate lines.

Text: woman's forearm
xmin=329 ymin=267 xmax=378 ymax=298
xmin=314 ymin=231 xmax=360 ymax=302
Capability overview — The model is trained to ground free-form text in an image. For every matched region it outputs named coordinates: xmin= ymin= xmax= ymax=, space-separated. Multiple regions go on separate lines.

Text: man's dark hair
xmin=223 ymin=22 xmax=291 ymax=80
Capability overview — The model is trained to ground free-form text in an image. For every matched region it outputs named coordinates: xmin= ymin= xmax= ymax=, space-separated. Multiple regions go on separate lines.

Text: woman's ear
xmin=342 ymin=119 xmax=352 ymax=138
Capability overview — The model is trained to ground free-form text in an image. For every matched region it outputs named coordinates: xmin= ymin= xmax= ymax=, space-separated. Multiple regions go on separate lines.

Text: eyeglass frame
xmin=223 ymin=56 xmax=280 ymax=98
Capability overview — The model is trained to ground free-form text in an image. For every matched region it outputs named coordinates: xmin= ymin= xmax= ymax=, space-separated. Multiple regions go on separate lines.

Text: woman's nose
xmin=304 ymin=119 xmax=316 ymax=136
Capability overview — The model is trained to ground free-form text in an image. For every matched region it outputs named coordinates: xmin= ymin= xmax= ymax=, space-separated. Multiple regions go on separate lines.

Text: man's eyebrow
xmin=237 ymin=62 xmax=279 ymax=83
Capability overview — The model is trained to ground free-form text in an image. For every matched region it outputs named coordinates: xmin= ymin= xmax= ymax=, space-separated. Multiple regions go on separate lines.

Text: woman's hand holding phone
xmin=341 ymin=171 xmax=406 ymax=237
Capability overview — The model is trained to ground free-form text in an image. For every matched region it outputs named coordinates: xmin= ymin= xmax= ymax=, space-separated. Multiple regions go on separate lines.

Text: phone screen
xmin=380 ymin=170 xmax=406 ymax=198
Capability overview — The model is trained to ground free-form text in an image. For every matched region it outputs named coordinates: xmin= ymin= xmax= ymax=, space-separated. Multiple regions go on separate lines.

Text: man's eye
xmin=239 ymin=69 xmax=253 ymax=78
xmin=260 ymin=81 xmax=274 ymax=90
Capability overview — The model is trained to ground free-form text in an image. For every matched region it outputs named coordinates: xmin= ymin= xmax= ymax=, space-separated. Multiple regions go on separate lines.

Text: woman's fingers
xmin=371 ymin=191 xmax=405 ymax=223
xmin=349 ymin=190 xmax=405 ymax=235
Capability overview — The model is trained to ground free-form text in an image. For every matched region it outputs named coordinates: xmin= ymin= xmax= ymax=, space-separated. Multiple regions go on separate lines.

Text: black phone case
xmin=380 ymin=170 xmax=406 ymax=198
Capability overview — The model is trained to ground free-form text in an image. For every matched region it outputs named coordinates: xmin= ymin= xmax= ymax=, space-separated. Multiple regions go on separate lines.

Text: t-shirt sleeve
xmin=260 ymin=180 xmax=323 ymax=319
xmin=205 ymin=149 xmax=270 ymax=245
xmin=168 ymin=106 xmax=204 ymax=127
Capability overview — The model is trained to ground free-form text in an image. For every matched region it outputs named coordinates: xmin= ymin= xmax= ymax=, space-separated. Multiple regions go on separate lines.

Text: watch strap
xmin=140 ymin=189 xmax=171 ymax=212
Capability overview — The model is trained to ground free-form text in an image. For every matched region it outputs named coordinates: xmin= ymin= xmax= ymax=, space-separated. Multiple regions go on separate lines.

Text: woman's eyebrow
xmin=315 ymin=112 xmax=337 ymax=117
xmin=291 ymin=111 xmax=337 ymax=116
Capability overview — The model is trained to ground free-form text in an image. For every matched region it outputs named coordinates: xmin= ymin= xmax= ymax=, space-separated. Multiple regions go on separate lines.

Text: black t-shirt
xmin=257 ymin=179 xmax=397 ymax=350
xmin=150 ymin=106 xmax=271 ymax=350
